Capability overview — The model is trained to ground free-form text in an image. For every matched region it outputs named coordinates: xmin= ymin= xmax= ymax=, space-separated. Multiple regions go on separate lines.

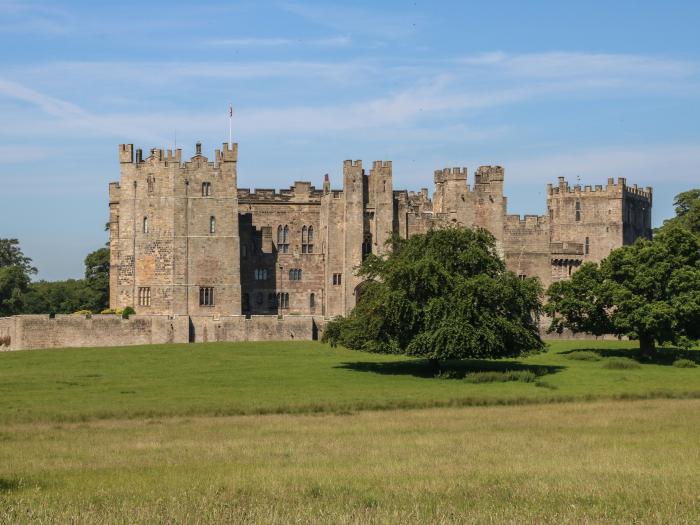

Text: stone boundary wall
xmin=0 ymin=313 xmax=616 ymax=352
xmin=0 ymin=314 xmax=325 ymax=351
xmin=189 ymin=315 xmax=324 ymax=344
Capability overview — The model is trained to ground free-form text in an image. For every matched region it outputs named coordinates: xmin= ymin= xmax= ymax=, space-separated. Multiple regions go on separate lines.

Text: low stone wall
xmin=0 ymin=314 xmax=325 ymax=351
xmin=190 ymin=315 xmax=324 ymax=343
xmin=1 ymin=314 xmax=189 ymax=351
xmin=0 ymin=317 xmax=14 ymax=349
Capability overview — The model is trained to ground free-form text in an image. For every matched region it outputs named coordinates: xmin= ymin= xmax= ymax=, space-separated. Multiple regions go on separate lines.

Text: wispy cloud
xmin=0 ymin=1 xmax=73 ymax=35
xmin=458 ymin=51 xmax=697 ymax=80
xmin=203 ymin=35 xmax=351 ymax=47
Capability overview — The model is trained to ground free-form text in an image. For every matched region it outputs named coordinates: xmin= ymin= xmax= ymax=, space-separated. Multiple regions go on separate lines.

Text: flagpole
xmin=228 ymin=104 xmax=233 ymax=146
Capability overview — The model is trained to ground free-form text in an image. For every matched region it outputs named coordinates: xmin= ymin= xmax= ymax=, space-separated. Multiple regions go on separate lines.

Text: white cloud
xmin=458 ymin=51 xmax=697 ymax=79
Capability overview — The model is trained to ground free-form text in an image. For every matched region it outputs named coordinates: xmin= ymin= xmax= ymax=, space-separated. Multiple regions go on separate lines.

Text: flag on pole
xmin=228 ymin=104 xmax=233 ymax=145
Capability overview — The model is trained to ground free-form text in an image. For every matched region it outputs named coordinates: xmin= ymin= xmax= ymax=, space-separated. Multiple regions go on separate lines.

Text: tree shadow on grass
xmin=0 ymin=477 xmax=25 ymax=493
xmin=560 ymin=347 xmax=700 ymax=366
xmin=335 ymin=358 xmax=563 ymax=379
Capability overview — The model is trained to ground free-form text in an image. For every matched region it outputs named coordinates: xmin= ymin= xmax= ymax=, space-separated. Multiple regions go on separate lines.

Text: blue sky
xmin=1 ymin=0 xmax=698 ymax=280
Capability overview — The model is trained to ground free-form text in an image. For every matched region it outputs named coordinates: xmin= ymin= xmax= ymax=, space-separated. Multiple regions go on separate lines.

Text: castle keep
xmin=108 ymin=142 xmax=652 ymax=320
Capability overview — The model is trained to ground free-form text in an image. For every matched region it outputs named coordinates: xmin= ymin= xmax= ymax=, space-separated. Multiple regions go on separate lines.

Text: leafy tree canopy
xmin=0 ymin=238 xmax=37 ymax=275
xmin=0 ymin=239 xmax=36 ymax=316
xmin=323 ymin=228 xmax=545 ymax=362
xmin=546 ymin=226 xmax=700 ymax=356
xmin=658 ymin=189 xmax=700 ymax=237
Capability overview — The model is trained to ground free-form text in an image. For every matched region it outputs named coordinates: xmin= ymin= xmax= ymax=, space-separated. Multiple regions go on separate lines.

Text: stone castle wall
xmin=0 ymin=314 xmax=324 ymax=351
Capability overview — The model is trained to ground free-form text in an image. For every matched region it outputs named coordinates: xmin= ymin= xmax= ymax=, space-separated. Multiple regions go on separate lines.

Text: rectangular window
xmin=518 ymin=274 xmax=526 ymax=280
xmin=585 ymin=237 xmax=590 ymax=255
xmin=202 ymin=182 xmax=211 ymax=197
xmin=333 ymin=273 xmax=342 ymax=286
xmin=138 ymin=287 xmax=151 ymax=306
xmin=575 ymin=200 xmax=581 ymax=222
xmin=199 ymin=287 xmax=214 ymax=306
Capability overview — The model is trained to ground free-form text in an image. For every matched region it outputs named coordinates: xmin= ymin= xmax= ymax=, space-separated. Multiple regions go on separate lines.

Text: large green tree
xmin=0 ymin=239 xmax=36 ymax=316
xmin=659 ymin=189 xmax=700 ymax=236
xmin=323 ymin=228 xmax=544 ymax=365
xmin=546 ymin=226 xmax=700 ymax=356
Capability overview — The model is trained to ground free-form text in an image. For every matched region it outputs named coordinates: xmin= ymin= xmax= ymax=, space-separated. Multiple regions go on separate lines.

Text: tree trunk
xmin=429 ymin=358 xmax=441 ymax=376
xmin=639 ymin=335 xmax=656 ymax=361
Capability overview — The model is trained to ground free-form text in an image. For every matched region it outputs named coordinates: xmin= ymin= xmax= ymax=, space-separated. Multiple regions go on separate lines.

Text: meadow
xmin=0 ymin=339 xmax=699 ymax=423
xmin=1 ymin=340 xmax=699 ymax=523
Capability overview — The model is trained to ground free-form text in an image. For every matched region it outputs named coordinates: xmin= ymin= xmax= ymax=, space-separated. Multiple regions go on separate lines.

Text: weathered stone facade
xmin=110 ymin=142 xmax=653 ymax=322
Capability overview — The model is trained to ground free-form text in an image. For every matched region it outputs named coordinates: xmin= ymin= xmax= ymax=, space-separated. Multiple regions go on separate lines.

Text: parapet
xmin=505 ymin=214 xmax=548 ymax=229
xmin=548 ymin=176 xmax=652 ymax=200
xmin=238 ymin=183 xmax=323 ymax=203
xmin=434 ymin=167 xmax=468 ymax=184
xmin=474 ymin=165 xmax=504 ymax=183
xmin=343 ymin=160 xmax=363 ymax=169
xmin=216 ymin=142 xmax=237 ymax=163
xmin=119 ymin=144 xmax=133 ymax=163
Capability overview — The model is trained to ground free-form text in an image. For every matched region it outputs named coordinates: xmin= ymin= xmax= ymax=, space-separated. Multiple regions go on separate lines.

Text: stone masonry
xmin=109 ymin=142 xmax=653 ymax=327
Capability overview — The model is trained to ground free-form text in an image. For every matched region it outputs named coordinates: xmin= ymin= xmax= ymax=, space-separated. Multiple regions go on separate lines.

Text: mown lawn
xmin=1 ymin=399 xmax=699 ymax=523
xmin=0 ymin=339 xmax=698 ymax=423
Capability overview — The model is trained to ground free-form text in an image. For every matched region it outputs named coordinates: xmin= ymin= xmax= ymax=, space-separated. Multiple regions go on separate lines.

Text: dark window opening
xmin=199 ymin=287 xmax=214 ymax=306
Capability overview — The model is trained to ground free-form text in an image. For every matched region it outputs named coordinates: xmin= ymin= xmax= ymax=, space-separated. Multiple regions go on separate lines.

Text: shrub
xmin=0 ymin=336 xmax=10 ymax=347
xmin=121 ymin=306 xmax=135 ymax=319
xmin=602 ymin=357 xmax=641 ymax=370
xmin=564 ymin=350 xmax=601 ymax=361
xmin=673 ymin=358 xmax=697 ymax=368
xmin=464 ymin=370 xmax=536 ymax=383
xmin=435 ymin=369 xmax=463 ymax=380
xmin=72 ymin=310 xmax=92 ymax=316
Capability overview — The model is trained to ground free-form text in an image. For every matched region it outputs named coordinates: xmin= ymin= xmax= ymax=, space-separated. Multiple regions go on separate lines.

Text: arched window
xmin=202 ymin=182 xmax=211 ymax=197
xmin=276 ymin=292 xmax=289 ymax=309
xmin=302 ymin=225 xmax=314 ymax=253
xmin=278 ymin=225 xmax=289 ymax=253
xmin=309 ymin=293 xmax=315 ymax=309
xmin=143 ymin=217 xmax=149 ymax=233
xmin=209 ymin=216 xmax=216 ymax=234
xmin=362 ymin=233 xmax=372 ymax=260
xmin=289 ymin=268 xmax=302 ymax=281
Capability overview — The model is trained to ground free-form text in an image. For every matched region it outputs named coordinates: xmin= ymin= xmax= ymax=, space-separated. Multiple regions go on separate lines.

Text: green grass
xmin=0 ymin=340 xmax=698 ymax=423
xmin=1 ymin=341 xmax=700 ymax=522
xmin=1 ymin=400 xmax=699 ymax=523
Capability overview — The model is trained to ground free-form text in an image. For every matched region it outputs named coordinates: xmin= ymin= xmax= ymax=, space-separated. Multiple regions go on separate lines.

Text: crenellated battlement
xmin=118 ymin=143 xmax=237 ymax=169
xmin=474 ymin=165 xmax=504 ymax=183
xmin=371 ymin=160 xmax=392 ymax=170
xmin=505 ymin=214 xmax=548 ymax=229
xmin=547 ymin=176 xmax=653 ymax=201
xmin=238 ymin=184 xmax=324 ymax=203
xmin=343 ymin=160 xmax=363 ymax=169
xmin=434 ymin=167 xmax=468 ymax=183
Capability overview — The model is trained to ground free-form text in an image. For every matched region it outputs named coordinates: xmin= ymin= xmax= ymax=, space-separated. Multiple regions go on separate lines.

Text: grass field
xmin=1 ymin=340 xmax=699 ymax=523
xmin=0 ymin=340 xmax=698 ymax=423
xmin=1 ymin=400 xmax=699 ymax=523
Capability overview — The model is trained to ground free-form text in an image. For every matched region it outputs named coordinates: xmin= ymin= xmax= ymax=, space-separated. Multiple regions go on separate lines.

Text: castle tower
xmin=547 ymin=176 xmax=652 ymax=280
xmin=368 ymin=161 xmax=394 ymax=255
xmin=110 ymin=142 xmax=241 ymax=316
xmin=342 ymin=160 xmax=365 ymax=313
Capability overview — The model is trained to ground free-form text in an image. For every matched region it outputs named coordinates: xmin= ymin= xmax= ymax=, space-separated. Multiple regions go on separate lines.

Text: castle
xmin=108 ymin=142 xmax=652 ymax=321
